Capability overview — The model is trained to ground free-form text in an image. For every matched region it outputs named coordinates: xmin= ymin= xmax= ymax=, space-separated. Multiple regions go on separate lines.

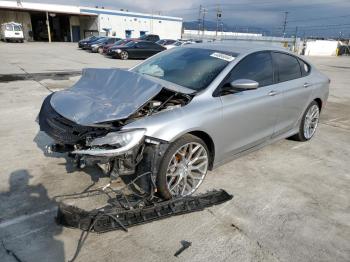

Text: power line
xmin=288 ymin=14 xmax=350 ymax=23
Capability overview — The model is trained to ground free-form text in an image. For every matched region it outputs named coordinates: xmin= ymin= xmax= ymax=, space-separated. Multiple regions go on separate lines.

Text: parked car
xmin=138 ymin=34 xmax=160 ymax=42
xmin=103 ymin=39 xmax=133 ymax=54
xmin=78 ymin=35 xmax=98 ymax=48
xmin=38 ymin=43 xmax=329 ymax=199
xmin=156 ymin=39 xmax=177 ymax=47
xmin=91 ymin=37 xmax=121 ymax=53
xmin=1 ymin=22 xmax=24 ymax=42
xmin=84 ymin=37 xmax=109 ymax=50
xmin=106 ymin=40 xmax=166 ymax=60
xmin=79 ymin=36 xmax=104 ymax=49
xmin=165 ymin=40 xmax=194 ymax=49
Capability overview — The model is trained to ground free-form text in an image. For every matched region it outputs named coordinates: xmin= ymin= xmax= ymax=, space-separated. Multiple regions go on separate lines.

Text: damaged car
xmin=38 ymin=43 xmax=329 ymax=199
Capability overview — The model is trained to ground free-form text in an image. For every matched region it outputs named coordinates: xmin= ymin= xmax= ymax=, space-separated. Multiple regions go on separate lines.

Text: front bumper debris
xmin=56 ymin=189 xmax=233 ymax=233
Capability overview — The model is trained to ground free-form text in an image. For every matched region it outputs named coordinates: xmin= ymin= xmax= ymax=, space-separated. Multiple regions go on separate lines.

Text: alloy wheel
xmin=120 ymin=51 xmax=128 ymax=60
xmin=304 ymin=104 xmax=320 ymax=139
xmin=166 ymin=142 xmax=208 ymax=197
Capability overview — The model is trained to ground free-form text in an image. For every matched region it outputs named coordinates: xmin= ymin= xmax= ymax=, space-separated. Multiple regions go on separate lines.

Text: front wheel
xmin=120 ymin=51 xmax=129 ymax=60
xmin=291 ymin=101 xmax=320 ymax=141
xmin=157 ymin=134 xmax=209 ymax=199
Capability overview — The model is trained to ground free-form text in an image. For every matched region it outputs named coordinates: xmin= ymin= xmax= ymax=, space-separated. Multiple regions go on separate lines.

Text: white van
xmin=1 ymin=22 xmax=24 ymax=42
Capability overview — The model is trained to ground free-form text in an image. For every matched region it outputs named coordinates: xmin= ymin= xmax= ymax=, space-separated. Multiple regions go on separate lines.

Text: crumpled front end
xmin=38 ymin=68 xmax=192 ymax=185
xmin=38 ymin=93 xmax=147 ymax=178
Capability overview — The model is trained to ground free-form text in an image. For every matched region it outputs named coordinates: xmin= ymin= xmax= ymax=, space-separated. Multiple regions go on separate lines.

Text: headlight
xmin=91 ymin=129 xmax=145 ymax=147
xmin=91 ymin=44 xmax=97 ymax=48
xmin=116 ymin=49 xmax=122 ymax=53
xmin=73 ymin=129 xmax=146 ymax=157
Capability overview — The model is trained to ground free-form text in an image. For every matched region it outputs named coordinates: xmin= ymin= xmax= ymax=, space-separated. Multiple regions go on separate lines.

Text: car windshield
xmin=132 ymin=47 xmax=236 ymax=91
xmin=124 ymin=41 xmax=136 ymax=47
xmin=114 ymin=39 xmax=124 ymax=46
xmin=95 ymin=37 xmax=108 ymax=43
xmin=13 ymin=25 xmax=22 ymax=31
xmin=5 ymin=24 xmax=13 ymax=31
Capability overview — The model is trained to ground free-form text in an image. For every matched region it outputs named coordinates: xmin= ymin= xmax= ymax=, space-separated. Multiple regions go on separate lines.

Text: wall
xmin=304 ymin=40 xmax=338 ymax=56
xmin=0 ymin=10 xmax=32 ymax=40
xmin=80 ymin=8 xmax=182 ymax=39
xmin=97 ymin=14 xmax=182 ymax=39
xmin=79 ymin=16 xmax=98 ymax=38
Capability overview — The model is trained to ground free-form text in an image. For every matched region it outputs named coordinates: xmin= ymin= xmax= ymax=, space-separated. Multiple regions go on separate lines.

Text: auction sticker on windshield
xmin=210 ymin=52 xmax=235 ymax=62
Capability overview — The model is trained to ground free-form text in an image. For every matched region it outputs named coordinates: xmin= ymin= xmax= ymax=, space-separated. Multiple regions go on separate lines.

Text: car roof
xmin=186 ymin=41 xmax=288 ymax=56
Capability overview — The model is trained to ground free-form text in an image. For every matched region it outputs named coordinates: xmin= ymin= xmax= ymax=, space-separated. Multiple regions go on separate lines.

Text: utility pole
xmin=282 ymin=11 xmax=289 ymax=37
xmin=198 ymin=5 xmax=202 ymax=35
xmin=216 ymin=4 xmax=222 ymax=38
xmin=293 ymin=26 xmax=298 ymax=52
xmin=201 ymin=7 xmax=207 ymax=36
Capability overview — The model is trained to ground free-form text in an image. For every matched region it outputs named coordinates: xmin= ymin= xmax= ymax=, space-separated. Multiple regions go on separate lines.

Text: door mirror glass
xmin=230 ymin=79 xmax=259 ymax=90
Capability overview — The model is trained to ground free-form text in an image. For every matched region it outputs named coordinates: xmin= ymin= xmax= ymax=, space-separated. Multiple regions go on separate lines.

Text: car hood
xmin=50 ymin=68 xmax=193 ymax=126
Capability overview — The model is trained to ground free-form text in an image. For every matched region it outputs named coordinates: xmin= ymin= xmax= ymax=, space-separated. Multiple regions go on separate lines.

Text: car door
xmin=131 ymin=42 xmax=146 ymax=58
xmin=218 ymin=51 xmax=281 ymax=157
xmin=271 ymin=52 xmax=314 ymax=137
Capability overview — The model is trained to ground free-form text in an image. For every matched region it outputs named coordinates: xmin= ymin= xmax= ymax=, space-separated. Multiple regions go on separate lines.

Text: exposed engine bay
xmin=38 ymin=68 xmax=193 ymax=195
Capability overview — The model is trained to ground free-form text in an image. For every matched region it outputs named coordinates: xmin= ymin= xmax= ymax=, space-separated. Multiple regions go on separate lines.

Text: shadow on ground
xmin=0 ymin=169 xmax=65 ymax=262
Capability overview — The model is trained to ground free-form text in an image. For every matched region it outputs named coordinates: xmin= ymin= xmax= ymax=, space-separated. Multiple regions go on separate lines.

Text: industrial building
xmin=0 ymin=1 xmax=183 ymax=42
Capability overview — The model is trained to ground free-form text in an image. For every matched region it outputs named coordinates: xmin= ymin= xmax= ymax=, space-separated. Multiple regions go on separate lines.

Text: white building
xmin=304 ymin=40 xmax=339 ymax=56
xmin=0 ymin=1 xmax=182 ymax=42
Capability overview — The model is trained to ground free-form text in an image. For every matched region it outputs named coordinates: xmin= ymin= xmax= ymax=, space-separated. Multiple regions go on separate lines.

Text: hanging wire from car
xmin=57 ymin=171 xmax=154 ymax=262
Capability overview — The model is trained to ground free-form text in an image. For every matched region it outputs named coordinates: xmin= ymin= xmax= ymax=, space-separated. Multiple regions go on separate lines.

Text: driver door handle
xmin=268 ymin=90 xmax=278 ymax=96
xmin=304 ymin=82 xmax=311 ymax=88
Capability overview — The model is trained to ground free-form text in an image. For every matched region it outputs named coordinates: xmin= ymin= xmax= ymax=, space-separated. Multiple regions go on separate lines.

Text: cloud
xmin=6 ymin=0 xmax=350 ymax=36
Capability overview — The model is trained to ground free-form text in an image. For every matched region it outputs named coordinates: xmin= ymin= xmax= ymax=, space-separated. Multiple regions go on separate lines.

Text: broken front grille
xmin=38 ymin=94 xmax=108 ymax=145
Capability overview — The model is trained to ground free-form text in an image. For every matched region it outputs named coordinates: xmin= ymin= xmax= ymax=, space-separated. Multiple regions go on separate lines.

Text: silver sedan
xmin=39 ymin=42 xmax=329 ymax=199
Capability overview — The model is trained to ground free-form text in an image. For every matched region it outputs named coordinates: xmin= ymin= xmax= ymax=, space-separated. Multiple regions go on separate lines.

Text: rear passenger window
xmin=298 ymin=59 xmax=310 ymax=77
xmin=228 ymin=52 xmax=274 ymax=87
xmin=272 ymin=52 xmax=302 ymax=82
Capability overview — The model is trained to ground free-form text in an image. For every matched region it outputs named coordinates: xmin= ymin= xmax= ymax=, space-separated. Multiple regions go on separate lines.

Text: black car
xmin=78 ymin=35 xmax=99 ymax=48
xmin=138 ymin=34 xmax=160 ymax=42
xmin=90 ymin=37 xmax=122 ymax=53
xmin=107 ymin=40 xmax=166 ymax=60
xmin=80 ymin=36 xmax=105 ymax=49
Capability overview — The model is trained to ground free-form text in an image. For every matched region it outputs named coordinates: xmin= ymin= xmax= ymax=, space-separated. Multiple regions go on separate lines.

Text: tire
xmin=157 ymin=134 xmax=209 ymax=199
xmin=120 ymin=51 xmax=129 ymax=60
xmin=290 ymin=101 xmax=320 ymax=141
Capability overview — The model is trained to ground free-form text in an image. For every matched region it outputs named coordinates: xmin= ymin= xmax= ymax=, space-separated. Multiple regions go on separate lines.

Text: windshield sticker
xmin=210 ymin=52 xmax=235 ymax=62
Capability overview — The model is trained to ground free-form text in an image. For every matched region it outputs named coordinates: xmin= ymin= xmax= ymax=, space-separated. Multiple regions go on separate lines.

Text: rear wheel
xmin=157 ymin=134 xmax=209 ymax=199
xmin=120 ymin=51 xmax=129 ymax=60
xmin=291 ymin=101 xmax=320 ymax=141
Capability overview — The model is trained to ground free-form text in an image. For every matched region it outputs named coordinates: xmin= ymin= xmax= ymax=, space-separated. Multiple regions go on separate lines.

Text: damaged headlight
xmin=90 ymin=129 xmax=145 ymax=147
xmin=72 ymin=129 xmax=146 ymax=157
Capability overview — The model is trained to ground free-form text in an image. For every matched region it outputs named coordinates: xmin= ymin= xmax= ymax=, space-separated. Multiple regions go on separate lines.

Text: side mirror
xmin=230 ymin=79 xmax=259 ymax=90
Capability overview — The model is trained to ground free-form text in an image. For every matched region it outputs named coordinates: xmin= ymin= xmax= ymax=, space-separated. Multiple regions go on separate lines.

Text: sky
xmin=12 ymin=0 xmax=350 ymax=37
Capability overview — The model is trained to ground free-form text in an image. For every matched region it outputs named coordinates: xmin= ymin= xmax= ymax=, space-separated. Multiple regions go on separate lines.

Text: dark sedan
xmin=106 ymin=40 xmax=166 ymax=60
xmin=91 ymin=37 xmax=121 ymax=53
xmin=103 ymin=39 xmax=133 ymax=54
xmin=80 ymin=36 xmax=106 ymax=49
xmin=78 ymin=36 xmax=102 ymax=48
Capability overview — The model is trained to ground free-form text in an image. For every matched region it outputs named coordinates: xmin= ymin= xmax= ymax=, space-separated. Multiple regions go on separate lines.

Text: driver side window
xmin=227 ymin=51 xmax=274 ymax=87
